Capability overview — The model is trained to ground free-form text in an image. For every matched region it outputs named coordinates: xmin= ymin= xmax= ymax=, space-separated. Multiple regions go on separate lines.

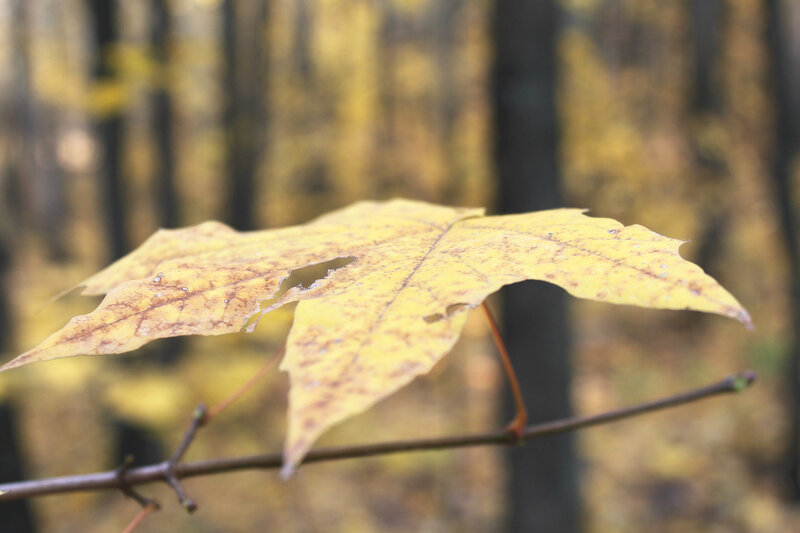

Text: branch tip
xmin=181 ymin=496 xmax=198 ymax=513
xmin=170 ymin=403 xmax=206 ymax=464
xmin=194 ymin=403 xmax=208 ymax=424
xmin=730 ymin=370 xmax=757 ymax=392
xmin=164 ymin=472 xmax=197 ymax=513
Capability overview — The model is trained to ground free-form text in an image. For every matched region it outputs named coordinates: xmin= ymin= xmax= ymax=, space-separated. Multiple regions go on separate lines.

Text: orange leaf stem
xmin=481 ymin=301 xmax=528 ymax=440
xmin=121 ymin=502 xmax=158 ymax=533
xmin=204 ymin=345 xmax=284 ymax=424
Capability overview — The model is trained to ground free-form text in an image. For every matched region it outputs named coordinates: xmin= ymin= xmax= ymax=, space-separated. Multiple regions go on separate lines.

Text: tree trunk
xmin=87 ymin=0 xmax=164 ymax=469
xmin=291 ymin=0 xmax=312 ymax=83
xmin=151 ymin=0 xmax=179 ymax=229
xmin=689 ymin=0 xmax=724 ymax=114
xmin=32 ymin=108 xmax=70 ymax=262
xmin=222 ymin=0 xmax=268 ymax=231
xmin=148 ymin=0 xmax=185 ymax=365
xmin=88 ymin=0 xmax=127 ymax=260
xmin=0 ymin=211 xmax=35 ymax=532
xmin=492 ymin=1 xmax=579 ymax=531
xmin=688 ymin=0 xmax=729 ymax=281
xmin=0 ymin=403 xmax=36 ymax=532
xmin=0 ymin=3 xmax=41 ymax=529
xmin=766 ymin=0 xmax=800 ymax=499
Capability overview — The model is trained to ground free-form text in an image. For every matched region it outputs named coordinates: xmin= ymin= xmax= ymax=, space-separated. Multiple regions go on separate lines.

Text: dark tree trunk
xmin=0 ymin=221 xmax=35 ymax=532
xmin=0 ymin=3 xmax=40 ymax=530
xmin=9 ymin=0 xmax=36 ymax=243
xmin=112 ymin=419 xmax=164 ymax=469
xmin=222 ymin=0 xmax=268 ymax=231
xmin=95 ymin=115 xmax=125 ymax=260
xmin=688 ymin=0 xmax=729 ymax=281
xmin=492 ymin=1 xmax=579 ymax=532
xmin=0 ymin=403 xmax=36 ymax=532
xmin=766 ymin=0 xmax=800 ymax=500
xmin=34 ymin=3 xmax=71 ymax=263
xmin=291 ymin=0 xmax=313 ymax=83
xmin=151 ymin=0 xmax=179 ymax=229
xmin=32 ymin=109 xmax=70 ymax=263
xmin=149 ymin=0 xmax=185 ymax=365
xmin=18 ymin=0 xmax=69 ymax=262
xmin=87 ymin=0 xmax=164 ymax=469
xmin=88 ymin=0 xmax=127 ymax=260
xmin=689 ymin=0 xmax=724 ymax=114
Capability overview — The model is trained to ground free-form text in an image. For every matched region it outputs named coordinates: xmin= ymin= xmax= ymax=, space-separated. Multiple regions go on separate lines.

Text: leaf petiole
xmin=481 ymin=301 xmax=528 ymax=442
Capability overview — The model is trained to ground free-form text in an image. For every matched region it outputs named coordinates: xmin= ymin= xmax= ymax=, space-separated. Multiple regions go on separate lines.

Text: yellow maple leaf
xmin=0 ymin=199 xmax=750 ymax=475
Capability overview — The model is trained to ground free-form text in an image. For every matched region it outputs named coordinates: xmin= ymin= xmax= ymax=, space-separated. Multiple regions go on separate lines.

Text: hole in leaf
xmin=243 ymin=256 xmax=356 ymax=331
xmin=446 ymin=303 xmax=469 ymax=315
xmin=423 ymin=303 xmax=470 ymax=323
xmin=288 ymin=256 xmax=356 ymax=290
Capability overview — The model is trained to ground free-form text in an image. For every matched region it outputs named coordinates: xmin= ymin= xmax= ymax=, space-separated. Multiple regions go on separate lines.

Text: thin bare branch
xmin=162 ymin=404 xmax=207 ymax=512
xmin=171 ymin=405 xmax=207 ymax=465
xmin=0 ymin=370 xmax=755 ymax=502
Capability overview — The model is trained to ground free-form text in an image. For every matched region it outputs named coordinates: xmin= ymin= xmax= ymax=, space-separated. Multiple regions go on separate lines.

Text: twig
xmin=0 ymin=370 xmax=756 ymax=502
xmin=172 ymin=405 xmax=207 ymax=465
xmin=162 ymin=347 xmax=282 ymax=511
xmin=115 ymin=455 xmax=159 ymax=509
xmin=163 ymin=404 xmax=207 ymax=512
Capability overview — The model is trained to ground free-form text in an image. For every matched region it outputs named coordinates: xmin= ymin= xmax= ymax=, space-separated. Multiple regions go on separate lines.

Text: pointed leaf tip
xmin=280 ymin=463 xmax=295 ymax=480
xmin=738 ymin=309 xmax=754 ymax=330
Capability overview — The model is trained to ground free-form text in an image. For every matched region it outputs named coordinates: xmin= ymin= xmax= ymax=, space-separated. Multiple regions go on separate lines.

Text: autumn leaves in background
xmin=0 ymin=199 xmax=750 ymax=475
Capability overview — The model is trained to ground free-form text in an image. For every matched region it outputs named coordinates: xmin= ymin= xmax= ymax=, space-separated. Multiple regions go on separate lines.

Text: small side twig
xmin=162 ymin=347 xmax=283 ymax=512
xmin=164 ymin=404 xmax=207 ymax=513
xmin=171 ymin=405 xmax=207 ymax=465
xmin=115 ymin=456 xmax=159 ymax=510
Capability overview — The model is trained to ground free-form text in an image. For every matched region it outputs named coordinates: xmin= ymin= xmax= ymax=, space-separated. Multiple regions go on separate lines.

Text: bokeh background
xmin=0 ymin=0 xmax=798 ymax=531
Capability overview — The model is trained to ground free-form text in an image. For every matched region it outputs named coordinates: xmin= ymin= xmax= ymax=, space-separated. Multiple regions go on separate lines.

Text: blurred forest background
xmin=0 ymin=0 xmax=799 ymax=531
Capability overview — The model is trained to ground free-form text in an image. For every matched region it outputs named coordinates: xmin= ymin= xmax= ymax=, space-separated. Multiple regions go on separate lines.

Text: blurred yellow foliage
xmin=104 ymin=371 xmax=190 ymax=427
